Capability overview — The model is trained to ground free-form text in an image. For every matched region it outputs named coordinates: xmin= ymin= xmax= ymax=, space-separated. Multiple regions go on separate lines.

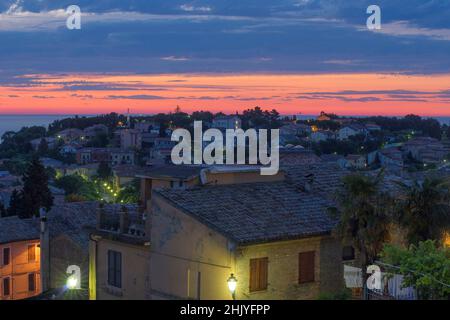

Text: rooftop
xmin=155 ymin=180 xmax=336 ymax=245
xmin=0 ymin=216 xmax=39 ymax=244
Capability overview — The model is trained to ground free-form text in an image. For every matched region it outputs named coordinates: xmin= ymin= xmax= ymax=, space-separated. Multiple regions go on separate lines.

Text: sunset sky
xmin=1 ymin=0 xmax=450 ymax=116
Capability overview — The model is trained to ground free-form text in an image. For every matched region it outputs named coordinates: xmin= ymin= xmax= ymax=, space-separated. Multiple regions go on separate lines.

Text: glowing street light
xmin=227 ymin=273 xmax=237 ymax=300
xmin=67 ymin=275 xmax=78 ymax=290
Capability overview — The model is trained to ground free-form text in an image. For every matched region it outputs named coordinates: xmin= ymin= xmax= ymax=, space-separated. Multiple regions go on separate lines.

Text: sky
xmin=1 ymin=0 xmax=450 ymax=116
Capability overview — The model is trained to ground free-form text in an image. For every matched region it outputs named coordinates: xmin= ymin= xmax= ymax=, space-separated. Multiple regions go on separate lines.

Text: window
xmin=249 ymin=257 xmax=268 ymax=292
xmin=28 ymin=273 xmax=36 ymax=292
xmin=342 ymin=246 xmax=355 ymax=261
xmin=298 ymin=251 xmax=315 ymax=284
xmin=3 ymin=277 xmax=10 ymax=296
xmin=107 ymin=250 xmax=122 ymax=288
xmin=28 ymin=244 xmax=36 ymax=262
xmin=2 ymin=247 xmax=10 ymax=266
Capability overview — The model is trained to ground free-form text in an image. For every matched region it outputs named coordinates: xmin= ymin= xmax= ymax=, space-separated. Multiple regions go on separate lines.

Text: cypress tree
xmin=20 ymin=157 xmax=54 ymax=218
xmin=6 ymin=189 xmax=24 ymax=217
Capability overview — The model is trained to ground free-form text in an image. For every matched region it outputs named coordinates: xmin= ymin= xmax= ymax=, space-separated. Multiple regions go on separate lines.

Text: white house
xmin=338 ymin=124 xmax=368 ymax=140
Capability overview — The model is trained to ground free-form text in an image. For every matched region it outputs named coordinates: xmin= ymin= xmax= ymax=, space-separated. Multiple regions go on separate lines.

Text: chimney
xmin=304 ymin=173 xmax=315 ymax=193
xmin=119 ymin=206 xmax=129 ymax=234
xmin=39 ymin=208 xmax=50 ymax=293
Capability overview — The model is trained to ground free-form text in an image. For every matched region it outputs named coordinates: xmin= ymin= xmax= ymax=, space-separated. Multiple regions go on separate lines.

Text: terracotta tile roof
xmin=154 ymin=180 xmax=337 ymax=245
xmin=0 ymin=216 xmax=39 ymax=244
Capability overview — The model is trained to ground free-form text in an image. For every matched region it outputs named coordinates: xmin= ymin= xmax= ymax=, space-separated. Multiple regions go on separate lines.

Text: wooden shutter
xmin=28 ymin=244 xmax=36 ymax=262
xmin=299 ymin=251 xmax=315 ymax=283
xmin=28 ymin=273 xmax=36 ymax=292
xmin=249 ymin=257 xmax=268 ymax=292
xmin=3 ymin=278 xmax=10 ymax=296
xmin=3 ymin=248 xmax=10 ymax=266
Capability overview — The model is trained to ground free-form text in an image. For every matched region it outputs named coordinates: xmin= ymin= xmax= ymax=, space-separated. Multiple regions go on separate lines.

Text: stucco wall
xmin=151 ymin=194 xmax=234 ymax=300
xmin=94 ymin=238 xmax=150 ymax=300
xmin=0 ymin=239 xmax=41 ymax=300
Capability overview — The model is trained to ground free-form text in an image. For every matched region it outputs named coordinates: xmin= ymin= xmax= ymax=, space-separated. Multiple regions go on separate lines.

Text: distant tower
xmin=127 ymin=108 xmax=131 ymax=128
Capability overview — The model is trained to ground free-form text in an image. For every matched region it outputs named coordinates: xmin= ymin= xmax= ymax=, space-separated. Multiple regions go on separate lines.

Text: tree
xmin=329 ymin=173 xmax=391 ymax=278
xmin=20 ymin=157 xmax=54 ymax=218
xmin=37 ymin=138 xmax=49 ymax=156
xmin=381 ymin=240 xmax=450 ymax=299
xmin=6 ymin=189 xmax=24 ymax=217
xmin=97 ymin=161 xmax=113 ymax=181
xmin=394 ymin=177 xmax=450 ymax=246
xmin=0 ymin=201 xmax=6 ymax=217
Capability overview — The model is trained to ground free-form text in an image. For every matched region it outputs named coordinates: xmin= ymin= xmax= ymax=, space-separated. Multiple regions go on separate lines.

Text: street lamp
xmin=67 ymin=275 xmax=78 ymax=290
xmin=227 ymin=273 xmax=237 ymax=300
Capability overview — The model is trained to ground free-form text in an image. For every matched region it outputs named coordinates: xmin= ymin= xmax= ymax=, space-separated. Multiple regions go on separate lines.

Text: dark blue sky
xmin=1 ymin=0 xmax=450 ymax=77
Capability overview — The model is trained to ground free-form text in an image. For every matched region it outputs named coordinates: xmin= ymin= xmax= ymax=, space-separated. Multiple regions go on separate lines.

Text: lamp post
xmin=227 ymin=273 xmax=237 ymax=300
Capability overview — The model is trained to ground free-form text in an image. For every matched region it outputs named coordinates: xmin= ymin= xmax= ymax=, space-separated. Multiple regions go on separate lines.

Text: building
xmin=338 ymin=124 xmax=368 ymax=141
xmin=54 ymin=163 xmax=99 ymax=179
xmin=338 ymin=154 xmax=367 ymax=170
xmin=135 ymin=121 xmax=160 ymax=134
xmin=89 ymin=205 xmax=149 ymax=300
xmin=402 ymin=137 xmax=447 ymax=164
xmin=0 ymin=216 xmax=41 ymax=300
xmin=279 ymin=147 xmax=321 ymax=166
xmin=110 ymin=149 xmax=135 ymax=166
xmin=39 ymin=202 xmax=137 ymax=300
xmin=112 ymin=165 xmax=147 ymax=187
xmin=56 ymin=128 xmax=84 ymax=144
xmin=317 ymin=111 xmax=331 ymax=121
xmin=320 ymin=153 xmax=344 ymax=164
xmin=150 ymin=177 xmax=344 ymax=299
xmin=212 ymin=115 xmax=241 ymax=130
xmin=364 ymin=123 xmax=382 ymax=132
xmin=310 ymin=130 xmax=335 ymax=142
xmin=76 ymin=148 xmax=134 ymax=166
xmin=119 ymin=129 xmax=142 ymax=150
xmin=30 ymin=137 xmax=57 ymax=151
xmin=374 ymin=147 xmax=404 ymax=171
xmin=76 ymin=148 xmax=110 ymax=165
xmin=83 ymin=124 xmax=109 ymax=141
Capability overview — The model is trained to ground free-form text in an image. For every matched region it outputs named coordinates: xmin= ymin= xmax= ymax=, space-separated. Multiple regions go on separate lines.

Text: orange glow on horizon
xmin=1 ymin=73 xmax=450 ymax=117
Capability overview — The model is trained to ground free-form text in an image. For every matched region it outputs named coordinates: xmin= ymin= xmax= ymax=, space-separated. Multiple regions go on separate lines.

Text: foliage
xmin=54 ymin=174 xmax=100 ymax=201
xmin=329 ymin=172 xmax=391 ymax=268
xmin=65 ymin=193 xmax=88 ymax=203
xmin=47 ymin=113 xmax=126 ymax=134
xmin=317 ymin=289 xmax=352 ymax=300
xmin=394 ymin=177 xmax=450 ymax=245
xmin=85 ymin=133 xmax=109 ymax=148
xmin=381 ymin=240 xmax=450 ymax=300
xmin=21 ymin=157 xmax=54 ymax=218
xmin=0 ymin=126 xmax=46 ymax=158
xmin=241 ymin=106 xmax=281 ymax=129
xmin=97 ymin=161 xmax=113 ymax=180
xmin=116 ymin=178 xmax=140 ymax=204
xmin=0 ymin=201 xmax=7 ymax=217
xmin=6 ymin=189 xmax=25 ymax=217
xmin=362 ymin=114 xmax=442 ymax=140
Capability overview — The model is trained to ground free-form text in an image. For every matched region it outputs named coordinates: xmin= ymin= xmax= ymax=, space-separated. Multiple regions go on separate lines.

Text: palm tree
xmin=394 ymin=176 xmax=450 ymax=246
xmin=330 ymin=172 xmax=392 ymax=274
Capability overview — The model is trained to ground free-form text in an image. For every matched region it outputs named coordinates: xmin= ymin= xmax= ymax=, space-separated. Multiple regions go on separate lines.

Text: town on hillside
xmin=0 ymin=108 xmax=449 ymax=300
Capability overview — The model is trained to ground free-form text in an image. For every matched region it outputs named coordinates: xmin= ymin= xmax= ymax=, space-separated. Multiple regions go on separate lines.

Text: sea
xmin=1 ymin=114 xmax=450 ymax=139
xmin=0 ymin=115 xmax=73 ymax=139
